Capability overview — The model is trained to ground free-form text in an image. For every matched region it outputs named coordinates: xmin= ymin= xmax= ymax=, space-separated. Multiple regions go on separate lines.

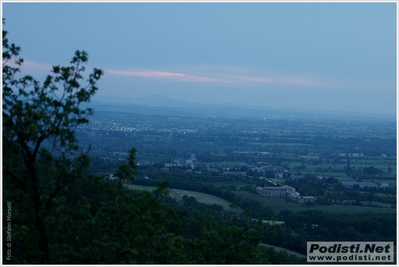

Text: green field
xmin=126 ymin=184 xmax=236 ymax=211
xmin=233 ymin=191 xmax=396 ymax=214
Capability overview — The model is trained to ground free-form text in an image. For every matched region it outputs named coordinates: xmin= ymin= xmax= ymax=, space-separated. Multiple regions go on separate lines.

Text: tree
xmin=200 ymin=224 xmax=267 ymax=263
xmin=3 ymin=20 xmax=103 ymax=263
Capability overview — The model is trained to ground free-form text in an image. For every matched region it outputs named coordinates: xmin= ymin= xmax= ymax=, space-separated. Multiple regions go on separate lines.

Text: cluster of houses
xmin=250 ymin=164 xmax=288 ymax=178
xmin=255 ymin=184 xmax=315 ymax=204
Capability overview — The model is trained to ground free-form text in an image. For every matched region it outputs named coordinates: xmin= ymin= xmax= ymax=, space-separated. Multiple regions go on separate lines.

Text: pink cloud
xmin=105 ymin=68 xmax=236 ymax=84
xmin=105 ymin=67 xmax=328 ymax=87
xmin=106 ymin=69 xmax=185 ymax=78
xmin=8 ymin=59 xmax=373 ymax=91
xmin=105 ymin=67 xmax=321 ymax=86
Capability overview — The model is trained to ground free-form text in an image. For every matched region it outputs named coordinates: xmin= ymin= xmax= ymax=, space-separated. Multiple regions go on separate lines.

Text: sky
xmin=2 ymin=2 xmax=397 ymax=115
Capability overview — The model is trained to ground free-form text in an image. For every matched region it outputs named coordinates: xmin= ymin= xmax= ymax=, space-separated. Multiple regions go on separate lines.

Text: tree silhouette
xmin=3 ymin=19 xmax=103 ymax=263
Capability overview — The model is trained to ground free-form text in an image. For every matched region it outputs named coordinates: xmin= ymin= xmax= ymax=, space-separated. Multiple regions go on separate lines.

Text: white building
xmin=256 ymin=185 xmax=315 ymax=203
xmin=256 ymin=185 xmax=295 ymax=197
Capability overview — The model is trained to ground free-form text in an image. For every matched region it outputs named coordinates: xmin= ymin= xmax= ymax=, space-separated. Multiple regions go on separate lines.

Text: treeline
xmin=321 ymin=190 xmax=396 ymax=206
xmin=255 ymin=209 xmax=397 ymax=255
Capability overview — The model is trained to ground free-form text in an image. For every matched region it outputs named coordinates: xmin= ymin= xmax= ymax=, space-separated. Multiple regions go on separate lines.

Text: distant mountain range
xmin=127 ymin=94 xmax=193 ymax=107
xmin=92 ymin=94 xmax=396 ymax=121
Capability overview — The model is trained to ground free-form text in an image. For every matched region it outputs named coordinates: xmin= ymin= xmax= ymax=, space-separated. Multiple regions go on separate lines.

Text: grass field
xmin=126 ymin=184 xmax=236 ymax=211
xmin=233 ymin=191 xmax=396 ymax=214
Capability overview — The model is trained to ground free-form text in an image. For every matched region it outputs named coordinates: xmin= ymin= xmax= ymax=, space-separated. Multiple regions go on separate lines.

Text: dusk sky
xmin=2 ymin=2 xmax=397 ymax=115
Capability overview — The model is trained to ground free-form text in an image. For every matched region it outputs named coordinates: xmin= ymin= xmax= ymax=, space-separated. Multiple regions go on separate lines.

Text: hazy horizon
xmin=90 ymin=94 xmax=396 ymax=121
xmin=2 ymin=2 xmax=397 ymax=116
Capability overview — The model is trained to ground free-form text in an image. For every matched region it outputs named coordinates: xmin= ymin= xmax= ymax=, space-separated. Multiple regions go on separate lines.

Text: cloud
xmin=104 ymin=68 xmax=236 ymax=84
xmin=11 ymin=59 xmax=383 ymax=91
xmin=104 ymin=66 xmax=322 ymax=87
xmin=10 ymin=60 xmax=320 ymax=87
xmin=105 ymin=69 xmax=185 ymax=78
